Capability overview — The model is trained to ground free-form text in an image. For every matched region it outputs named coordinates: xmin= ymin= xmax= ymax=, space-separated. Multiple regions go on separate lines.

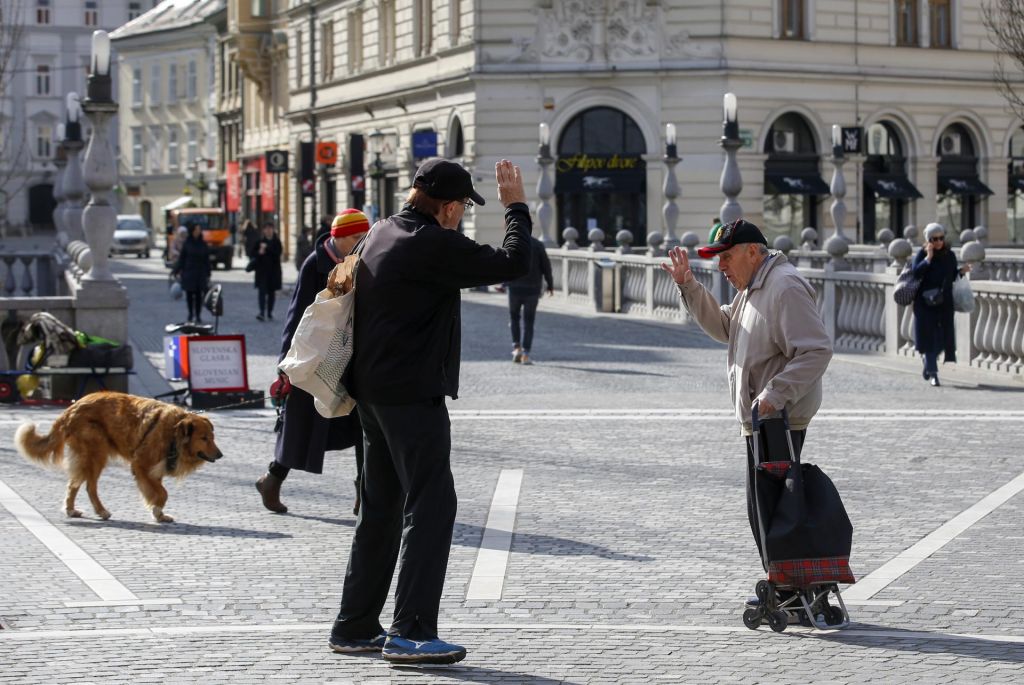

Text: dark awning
xmin=1011 ymin=176 xmax=1024 ymax=193
xmin=764 ymin=172 xmax=830 ymax=196
xmin=938 ymin=176 xmax=994 ymax=196
xmin=865 ymin=175 xmax=923 ymax=200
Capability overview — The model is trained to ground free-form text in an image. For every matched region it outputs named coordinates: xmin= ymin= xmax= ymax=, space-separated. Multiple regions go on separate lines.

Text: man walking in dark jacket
xmin=508 ymin=235 xmax=554 ymax=365
xmin=327 ymin=159 xmax=531 ymax=665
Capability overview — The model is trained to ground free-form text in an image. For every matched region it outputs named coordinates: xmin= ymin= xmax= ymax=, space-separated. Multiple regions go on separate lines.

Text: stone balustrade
xmin=545 ymin=239 xmax=1024 ymax=383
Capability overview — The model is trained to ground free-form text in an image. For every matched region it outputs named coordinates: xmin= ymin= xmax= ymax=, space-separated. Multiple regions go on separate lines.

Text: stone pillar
xmin=663 ymin=150 xmax=681 ymax=247
xmin=536 ymin=147 xmax=555 ymax=247
xmin=62 ymin=135 xmax=86 ymax=244
xmin=826 ymin=139 xmax=850 ymax=269
xmin=52 ymin=145 xmax=68 ymax=248
xmin=81 ymin=100 xmax=118 ymax=281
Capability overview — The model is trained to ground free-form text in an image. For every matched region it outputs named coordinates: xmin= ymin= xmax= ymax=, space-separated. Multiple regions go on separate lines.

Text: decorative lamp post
xmin=80 ymin=30 xmax=119 ymax=282
xmin=662 ymin=122 xmax=681 ymax=247
xmin=719 ymin=92 xmax=743 ymax=225
xmin=185 ymin=158 xmax=212 ymax=206
xmin=63 ymin=92 xmax=86 ymax=243
xmin=52 ymin=123 xmax=68 ymax=247
xmin=825 ymin=123 xmax=850 ymax=268
xmin=367 ymin=128 xmax=385 ymax=218
xmin=535 ymin=122 xmax=555 ymax=246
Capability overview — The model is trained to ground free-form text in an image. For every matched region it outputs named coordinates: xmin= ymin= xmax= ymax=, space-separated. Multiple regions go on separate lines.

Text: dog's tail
xmin=14 ymin=422 xmax=64 ymax=466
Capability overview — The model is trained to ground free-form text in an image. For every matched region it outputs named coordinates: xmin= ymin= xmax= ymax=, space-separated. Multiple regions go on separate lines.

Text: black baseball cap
xmin=697 ymin=219 xmax=767 ymax=259
xmin=412 ymin=158 xmax=486 ymax=206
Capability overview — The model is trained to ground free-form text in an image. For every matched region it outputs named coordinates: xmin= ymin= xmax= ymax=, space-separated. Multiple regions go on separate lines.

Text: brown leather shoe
xmin=256 ymin=472 xmax=288 ymax=513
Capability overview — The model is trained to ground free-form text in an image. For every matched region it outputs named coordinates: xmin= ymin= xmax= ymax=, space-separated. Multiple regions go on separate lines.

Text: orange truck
xmin=165 ymin=207 xmax=234 ymax=270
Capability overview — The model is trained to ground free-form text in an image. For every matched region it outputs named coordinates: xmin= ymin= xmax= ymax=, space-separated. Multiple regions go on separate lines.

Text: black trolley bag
xmin=742 ymin=405 xmax=855 ymax=632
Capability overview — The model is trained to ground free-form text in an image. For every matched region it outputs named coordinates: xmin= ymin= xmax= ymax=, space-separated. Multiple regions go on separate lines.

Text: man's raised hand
xmin=495 ymin=159 xmax=527 ymax=208
xmin=660 ymin=246 xmax=694 ymax=285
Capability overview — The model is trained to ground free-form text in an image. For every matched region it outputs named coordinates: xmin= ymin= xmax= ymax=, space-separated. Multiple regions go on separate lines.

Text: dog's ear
xmin=175 ymin=417 xmax=196 ymax=441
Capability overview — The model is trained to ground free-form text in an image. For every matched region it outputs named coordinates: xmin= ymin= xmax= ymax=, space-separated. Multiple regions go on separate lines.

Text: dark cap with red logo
xmin=697 ymin=219 xmax=768 ymax=259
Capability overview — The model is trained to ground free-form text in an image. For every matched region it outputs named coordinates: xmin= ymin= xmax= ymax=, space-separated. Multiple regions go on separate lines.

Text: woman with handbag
xmin=171 ymin=222 xmax=211 ymax=324
xmin=911 ymin=223 xmax=971 ymax=386
xmin=252 ymin=222 xmax=283 ymax=321
xmin=255 ymin=209 xmax=371 ymax=515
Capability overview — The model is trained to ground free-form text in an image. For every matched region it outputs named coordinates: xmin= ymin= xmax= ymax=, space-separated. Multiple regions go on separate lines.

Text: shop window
xmin=779 ymin=0 xmax=805 ymax=40
xmin=1007 ymin=127 xmax=1024 ymax=244
xmin=930 ymin=0 xmax=952 ymax=48
xmin=936 ymin=123 xmax=990 ymax=234
xmin=84 ymin=1 xmax=98 ymax=26
xmin=863 ymin=121 xmax=921 ymax=242
xmin=895 ymin=0 xmax=918 ymax=46
xmin=763 ymin=112 xmax=827 ymax=242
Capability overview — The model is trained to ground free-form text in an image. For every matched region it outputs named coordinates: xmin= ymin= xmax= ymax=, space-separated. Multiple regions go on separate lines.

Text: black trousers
xmin=258 ymin=287 xmax=276 ymax=316
xmin=333 ymin=398 xmax=456 ymax=640
xmin=745 ymin=420 xmax=806 ymax=571
xmin=508 ymin=290 xmax=540 ymax=352
xmin=185 ymin=289 xmax=203 ymax=321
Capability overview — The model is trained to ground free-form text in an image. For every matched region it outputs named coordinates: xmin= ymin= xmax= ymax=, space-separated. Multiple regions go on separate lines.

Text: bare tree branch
xmin=983 ymin=0 xmax=1024 ymax=122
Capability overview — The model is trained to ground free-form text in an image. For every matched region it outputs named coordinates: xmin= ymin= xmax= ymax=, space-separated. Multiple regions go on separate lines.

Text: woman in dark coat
xmin=255 ymin=209 xmax=371 ymax=514
xmin=912 ymin=223 xmax=971 ymax=386
xmin=241 ymin=219 xmax=259 ymax=258
xmin=252 ymin=222 xmax=283 ymax=321
xmin=171 ymin=223 xmax=211 ymax=323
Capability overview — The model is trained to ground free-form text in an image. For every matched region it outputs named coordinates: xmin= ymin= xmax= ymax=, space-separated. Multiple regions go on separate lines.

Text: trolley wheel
xmin=755 ymin=580 xmax=772 ymax=604
xmin=824 ymin=605 xmax=845 ymax=626
xmin=767 ymin=610 xmax=788 ymax=633
xmin=742 ymin=608 xmax=762 ymax=630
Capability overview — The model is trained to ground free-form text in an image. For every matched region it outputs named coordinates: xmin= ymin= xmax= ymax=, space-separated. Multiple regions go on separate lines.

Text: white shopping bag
xmin=952 ymin=276 xmax=975 ymax=313
xmin=278 ymin=258 xmax=359 ymax=418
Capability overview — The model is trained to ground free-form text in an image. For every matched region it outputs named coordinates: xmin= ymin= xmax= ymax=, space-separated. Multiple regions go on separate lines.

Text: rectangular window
xmin=187 ymin=60 xmax=197 ymax=100
xmin=379 ymin=0 xmax=396 ymax=64
xmin=150 ymin=63 xmax=161 ymax=105
xmin=168 ymin=64 xmax=178 ymax=102
xmin=132 ymin=128 xmax=144 ymax=172
xmin=322 ymin=21 xmax=334 ymax=80
xmin=168 ymin=128 xmax=179 ymax=171
xmin=895 ymin=0 xmax=918 ymax=46
xmin=149 ymin=126 xmax=162 ymax=173
xmin=296 ymin=30 xmax=303 ymax=86
xmin=35 ymin=65 xmax=50 ymax=95
xmin=84 ymin=1 xmax=98 ymax=26
xmin=187 ymin=124 xmax=198 ymax=165
xmin=251 ymin=0 xmax=268 ymax=17
xmin=128 ymin=1 xmax=142 ymax=20
xmin=348 ymin=10 xmax=363 ymax=71
xmin=36 ymin=0 xmax=50 ymax=24
xmin=36 ymin=125 xmax=52 ymax=158
xmin=930 ymin=0 xmax=952 ymax=48
xmin=132 ymin=67 xmax=142 ymax=105
xmin=449 ymin=0 xmax=460 ymax=45
xmin=415 ymin=0 xmax=432 ymax=57
xmin=780 ymin=0 xmax=804 ymax=40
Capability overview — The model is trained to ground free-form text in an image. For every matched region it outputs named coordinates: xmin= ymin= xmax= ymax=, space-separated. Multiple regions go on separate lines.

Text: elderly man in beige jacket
xmin=661 ymin=219 xmax=833 ymax=595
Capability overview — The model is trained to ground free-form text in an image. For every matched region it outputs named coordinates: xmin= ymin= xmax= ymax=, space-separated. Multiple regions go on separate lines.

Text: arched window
xmin=762 ymin=112 xmax=828 ymax=242
xmin=936 ymin=123 xmax=991 ymax=234
xmin=554 ymin=107 xmax=647 ymax=245
xmin=862 ymin=121 xmax=921 ymax=241
xmin=446 ymin=116 xmax=464 ymax=159
xmin=1008 ymin=127 xmax=1024 ymax=244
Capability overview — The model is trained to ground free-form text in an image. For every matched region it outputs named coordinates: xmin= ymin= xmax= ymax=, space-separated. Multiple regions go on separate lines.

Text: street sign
xmin=841 ymin=127 xmax=863 ymax=154
xmin=316 ymin=141 xmax=339 ymax=166
xmin=265 ymin=149 xmax=288 ymax=173
xmin=412 ymin=130 xmax=438 ymax=159
xmin=739 ymin=128 xmax=754 ymax=149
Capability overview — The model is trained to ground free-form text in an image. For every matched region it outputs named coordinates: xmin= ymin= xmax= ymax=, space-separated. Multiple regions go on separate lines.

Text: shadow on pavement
xmin=65 ymin=518 xmax=291 ymax=539
xmin=540 ymin=363 xmax=674 ymax=377
xmin=816 ymin=623 xmax=1024 ymax=664
xmin=390 ymin=663 xmax=583 ymax=684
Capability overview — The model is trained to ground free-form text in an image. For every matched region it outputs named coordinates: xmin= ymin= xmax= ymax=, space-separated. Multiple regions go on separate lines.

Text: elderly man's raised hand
xmin=495 ymin=160 xmax=527 ymax=208
xmin=660 ymin=246 xmax=694 ymax=285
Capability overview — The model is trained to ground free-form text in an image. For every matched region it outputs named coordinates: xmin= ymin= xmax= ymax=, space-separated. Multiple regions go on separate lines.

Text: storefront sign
xmin=265 ymin=150 xmax=288 ymax=173
xmin=412 ymin=130 xmax=438 ymax=159
xmin=315 ymin=142 xmax=338 ymax=166
xmin=556 ymin=153 xmax=642 ymax=173
xmin=225 ymin=161 xmax=240 ymax=212
xmin=555 ymin=154 xmax=646 ymax=193
xmin=841 ymin=127 xmax=863 ymax=154
xmin=260 ymin=156 xmax=275 ymax=212
xmin=186 ymin=335 xmax=249 ymax=392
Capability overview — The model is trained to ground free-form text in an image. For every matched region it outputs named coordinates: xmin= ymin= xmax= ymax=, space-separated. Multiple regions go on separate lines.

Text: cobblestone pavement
xmin=2 ymin=252 xmax=1024 ymax=683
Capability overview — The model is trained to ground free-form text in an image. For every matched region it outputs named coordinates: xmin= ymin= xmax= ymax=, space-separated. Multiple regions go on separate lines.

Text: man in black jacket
xmin=328 ymin=159 xmax=531 ymax=665
xmin=508 ymin=235 xmax=554 ymax=365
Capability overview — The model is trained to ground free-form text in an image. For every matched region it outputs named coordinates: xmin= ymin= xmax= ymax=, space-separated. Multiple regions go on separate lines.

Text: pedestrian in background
xmin=317 ymin=216 xmax=331 ymax=240
xmin=252 ymin=221 xmax=282 ymax=321
xmin=295 ymin=225 xmax=314 ymax=271
xmin=508 ymin=234 xmax=554 ymax=365
xmin=171 ymin=222 xmax=211 ymax=324
xmin=912 ymin=223 xmax=971 ymax=387
xmin=241 ymin=219 xmax=258 ymax=258
xmin=661 ymin=219 xmax=832 ymax=603
xmin=327 ymin=159 xmax=531 ymax=665
xmin=256 ymin=209 xmax=371 ymax=515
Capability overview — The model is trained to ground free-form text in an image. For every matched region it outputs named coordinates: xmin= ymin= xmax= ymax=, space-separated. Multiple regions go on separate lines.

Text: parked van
xmin=164 ymin=207 xmax=233 ymax=270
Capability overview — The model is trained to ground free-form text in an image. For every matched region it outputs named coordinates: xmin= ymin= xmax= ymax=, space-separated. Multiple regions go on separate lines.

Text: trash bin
xmin=593 ymin=258 xmax=617 ymax=313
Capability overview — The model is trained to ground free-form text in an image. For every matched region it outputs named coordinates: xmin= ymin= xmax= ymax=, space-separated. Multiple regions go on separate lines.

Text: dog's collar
xmin=166 ymin=438 xmax=178 ymax=475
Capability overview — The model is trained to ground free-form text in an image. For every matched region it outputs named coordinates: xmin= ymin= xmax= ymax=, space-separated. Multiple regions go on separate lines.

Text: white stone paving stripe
xmin=845 ymin=468 xmax=1024 ymax=602
xmin=3 ymin=622 xmax=1024 ymax=646
xmin=466 ymin=469 xmax=523 ymax=601
xmin=0 ymin=477 xmax=138 ymax=602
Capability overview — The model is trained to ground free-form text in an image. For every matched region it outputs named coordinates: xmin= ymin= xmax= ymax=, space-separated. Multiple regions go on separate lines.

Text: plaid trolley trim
xmin=768 ymin=557 xmax=856 ymax=587
xmin=758 ymin=461 xmax=792 ymax=477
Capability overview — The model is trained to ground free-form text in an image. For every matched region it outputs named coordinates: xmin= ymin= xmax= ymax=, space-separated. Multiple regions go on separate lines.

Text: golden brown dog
xmin=14 ymin=391 xmax=222 ymax=523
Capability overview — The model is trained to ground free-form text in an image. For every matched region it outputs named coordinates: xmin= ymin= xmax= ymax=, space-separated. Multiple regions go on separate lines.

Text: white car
xmin=112 ymin=214 xmax=153 ymax=258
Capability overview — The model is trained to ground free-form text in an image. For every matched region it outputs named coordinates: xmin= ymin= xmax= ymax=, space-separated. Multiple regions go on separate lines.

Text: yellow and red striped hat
xmin=330 ymin=208 xmax=370 ymax=238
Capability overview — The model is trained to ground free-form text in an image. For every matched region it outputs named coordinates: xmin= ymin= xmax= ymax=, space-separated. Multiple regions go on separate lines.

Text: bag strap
xmin=751 ymin=405 xmax=799 ymax=464
xmin=347 ymin=220 xmax=380 ymax=294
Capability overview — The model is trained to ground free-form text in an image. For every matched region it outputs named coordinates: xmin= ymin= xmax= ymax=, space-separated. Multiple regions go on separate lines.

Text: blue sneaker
xmin=328 ymin=632 xmax=387 ymax=653
xmin=381 ymin=636 xmax=467 ymax=664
